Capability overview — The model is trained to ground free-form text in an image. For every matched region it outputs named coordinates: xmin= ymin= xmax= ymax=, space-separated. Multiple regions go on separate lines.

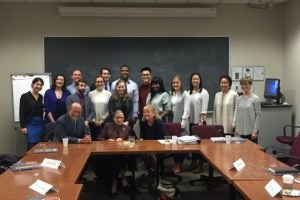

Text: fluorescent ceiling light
xmin=58 ymin=6 xmax=217 ymax=18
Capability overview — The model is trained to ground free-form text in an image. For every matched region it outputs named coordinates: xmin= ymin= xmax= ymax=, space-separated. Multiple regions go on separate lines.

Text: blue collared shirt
xmin=111 ymin=79 xmax=139 ymax=118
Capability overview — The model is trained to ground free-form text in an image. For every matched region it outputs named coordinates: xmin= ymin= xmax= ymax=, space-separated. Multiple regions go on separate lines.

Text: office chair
xmin=276 ymin=134 xmax=300 ymax=169
xmin=41 ymin=122 xmax=56 ymax=142
xmin=161 ymin=122 xmax=182 ymax=182
xmin=275 ymin=125 xmax=300 ymax=146
xmin=189 ymin=125 xmax=224 ymax=189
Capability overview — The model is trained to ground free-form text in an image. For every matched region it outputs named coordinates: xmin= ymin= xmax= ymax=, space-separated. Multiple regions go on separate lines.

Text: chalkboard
xmin=45 ymin=37 xmax=229 ymax=110
xmin=11 ymin=74 xmax=52 ymax=122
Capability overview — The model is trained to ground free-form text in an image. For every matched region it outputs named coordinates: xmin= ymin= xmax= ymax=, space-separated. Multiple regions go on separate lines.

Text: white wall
xmin=284 ymin=0 xmax=300 ymax=125
xmin=0 ymin=3 xmax=284 ymax=154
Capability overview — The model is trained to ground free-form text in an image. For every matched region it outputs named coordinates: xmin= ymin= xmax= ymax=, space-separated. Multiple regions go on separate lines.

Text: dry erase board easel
xmin=11 ymin=73 xmax=52 ymax=123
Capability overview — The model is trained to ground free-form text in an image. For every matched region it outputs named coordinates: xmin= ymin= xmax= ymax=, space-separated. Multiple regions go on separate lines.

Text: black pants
xmin=174 ymin=154 xmax=186 ymax=163
xmin=102 ymin=155 xmax=125 ymax=179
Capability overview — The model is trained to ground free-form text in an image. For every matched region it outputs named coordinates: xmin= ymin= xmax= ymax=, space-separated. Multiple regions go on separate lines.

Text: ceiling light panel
xmin=125 ymin=0 xmax=155 ymax=3
xmin=92 ymin=0 xmax=123 ymax=2
xmin=156 ymin=0 xmax=189 ymax=3
xmin=59 ymin=0 xmax=91 ymax=3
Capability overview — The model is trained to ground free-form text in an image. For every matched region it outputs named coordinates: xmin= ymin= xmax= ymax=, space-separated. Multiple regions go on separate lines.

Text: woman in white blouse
xmin=89 ymin=76 xmax=111 ymax=140
xmin=170 ymin=75 xmax=190 ymax=173
xmin=213 ymin=75 xmax=238 ymax=135
xmin=146 ymin=76 xmax=171 ymax=122
xmin=189 ymin=73 xmax=209 ymax=126
xmin=189 ymin=72 xmax=209 ymax=173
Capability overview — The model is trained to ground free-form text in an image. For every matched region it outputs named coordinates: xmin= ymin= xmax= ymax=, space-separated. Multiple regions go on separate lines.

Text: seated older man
xmin=54 ymin=102 xmax=92 ymax=144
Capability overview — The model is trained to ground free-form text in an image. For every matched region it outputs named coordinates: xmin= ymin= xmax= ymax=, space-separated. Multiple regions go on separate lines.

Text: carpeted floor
xmin=78 ymin=157 xmax=245 ymax=200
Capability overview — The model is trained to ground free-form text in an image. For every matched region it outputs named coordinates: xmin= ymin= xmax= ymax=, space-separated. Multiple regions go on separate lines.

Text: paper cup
xmin=282 ymin=174 xmax=294 ymax=190
xmin=62 ymin=138 xmax=69 ymax=147
xmin=172 ymin=136 xmax=178 ymax=144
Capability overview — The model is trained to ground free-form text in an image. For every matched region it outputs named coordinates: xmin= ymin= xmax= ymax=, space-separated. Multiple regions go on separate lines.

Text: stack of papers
xmin=210 ymin=137 xmax=226 ymax=143
xmin=267 ymin=167 xmax=299 ymax=175
xmin=10 ymin=161 xmax=41 ymax=172
xmin=177 ymin=136 xmax=200 ymax=144
xmin=210 ymin=137 xmax=247 ymax=143
xmin=33 ymin=148 xmax=58 ymax=154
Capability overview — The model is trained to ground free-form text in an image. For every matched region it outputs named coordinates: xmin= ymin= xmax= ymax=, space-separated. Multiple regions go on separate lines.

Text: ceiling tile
xmin=156 ymin=0 xmax=188 ymax=3
xmin=26 ymin=0 xmax=58 ymax=2
xmin=92 ymin=0 xmax=123 ymax=3
xmin=125 ymin=0 xmax=155 ymax=3
xmin=59 ymin=0 xmax=91 ymax=2
xmin=0 ymin=0 xmax=24 ymax=2
xmin=188 ymin=0 xmax=220 ymax=3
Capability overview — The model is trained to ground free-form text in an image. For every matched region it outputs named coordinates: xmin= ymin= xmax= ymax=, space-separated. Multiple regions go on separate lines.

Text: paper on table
xmin=265 ymin=179 xmax=282 ymax=197
xmin=157 ymin=140 xmax=166 ymax=144
xmin=41 ymin=158 xmax=61 ymax=169
xmin=29 ymin=179 xmax=53 ymax=195
xmin=233 ymin=158 xmax=246 ymax=171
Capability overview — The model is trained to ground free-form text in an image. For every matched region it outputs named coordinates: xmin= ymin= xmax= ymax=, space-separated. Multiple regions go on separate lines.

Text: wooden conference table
xmin=234 ymin=176 xmax=300 ymax=200
xmin=0 ymin=140 xmax=292 ymax=200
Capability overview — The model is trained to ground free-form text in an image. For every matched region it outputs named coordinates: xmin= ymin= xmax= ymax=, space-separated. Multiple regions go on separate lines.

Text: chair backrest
xmin=41 ymin=122 xmax=56 ymax=142
xmin=163 ymin=122 xmax=181 ymax=137
xmin=288 ymin=134 xmax=300 ymax=166
xmin=191 ymin=125 xmax=224 ymax=139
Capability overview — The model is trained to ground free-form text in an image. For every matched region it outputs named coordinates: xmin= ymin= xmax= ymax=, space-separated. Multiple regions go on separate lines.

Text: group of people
xmin=19 ymin=64 xmax=261 ymax=195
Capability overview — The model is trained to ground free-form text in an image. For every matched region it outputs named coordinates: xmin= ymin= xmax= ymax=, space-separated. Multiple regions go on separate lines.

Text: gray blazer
xmin=54 ymin=114 xmax=90 ymax=144
xmin=66 ymin=93 xmax=95 ymax=122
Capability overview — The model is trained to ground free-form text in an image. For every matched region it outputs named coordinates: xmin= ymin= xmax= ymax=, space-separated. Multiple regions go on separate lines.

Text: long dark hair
xmin=150 ymin=76 xmax=166 ymax=102
xmin=51 ymin=74 xmax=66 ymax=90
xmin=189 ymin=72 xmax=202 ymax=94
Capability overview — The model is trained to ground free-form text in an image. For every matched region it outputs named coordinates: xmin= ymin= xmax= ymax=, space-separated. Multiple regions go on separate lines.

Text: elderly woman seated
xmin=98 ymin=110 xmax=132 ymax=196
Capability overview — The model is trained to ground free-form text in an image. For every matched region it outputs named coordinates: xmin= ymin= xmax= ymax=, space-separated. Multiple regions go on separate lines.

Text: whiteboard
xmin=11 ymin=74 xmax=52 ymax=122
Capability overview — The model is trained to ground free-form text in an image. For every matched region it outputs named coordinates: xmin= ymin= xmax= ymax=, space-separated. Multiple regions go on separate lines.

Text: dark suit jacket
xmin=54 ymin=114 xmax=89 ymax=143
xmin=66 ymin=93 xmax=95 ymax=121
xmin=98 ymin=122 xmax=131 ymax=141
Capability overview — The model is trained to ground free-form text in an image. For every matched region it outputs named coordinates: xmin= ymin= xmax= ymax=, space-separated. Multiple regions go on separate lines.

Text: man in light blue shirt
xmin=111 ymin=65 xmax=139 ymax=125
xmin=67 ymin=69 xmax=90 ymax=95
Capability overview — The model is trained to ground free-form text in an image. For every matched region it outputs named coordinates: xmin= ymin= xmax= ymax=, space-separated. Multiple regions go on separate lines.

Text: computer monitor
xmin=264 ymin=78 xmax=280 ymax=100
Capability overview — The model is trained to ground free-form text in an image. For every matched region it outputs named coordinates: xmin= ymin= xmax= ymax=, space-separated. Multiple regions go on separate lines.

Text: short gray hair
xmin=240 ymin=76 xmax=252 ymax=85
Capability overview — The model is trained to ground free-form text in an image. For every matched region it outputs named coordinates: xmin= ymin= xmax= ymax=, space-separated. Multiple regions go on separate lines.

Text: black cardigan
xmin=19 ymin=91 xmax=43 ymax=128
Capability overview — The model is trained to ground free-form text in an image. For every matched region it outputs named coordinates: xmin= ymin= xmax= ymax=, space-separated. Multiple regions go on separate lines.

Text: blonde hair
xmin=240 ymin=76 xmax=252 ymax=85
xmin=142 ymin=104 xmax=161 ymax=121
xmin=111 ymin=79 xmax=130 ymax=100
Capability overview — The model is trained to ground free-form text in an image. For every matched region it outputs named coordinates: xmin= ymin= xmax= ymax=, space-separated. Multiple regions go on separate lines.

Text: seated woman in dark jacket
xmin=140 ymin=104 xmax=164 ymax=173
xmin=140 ymin=104 xmax=164 ymax=140
xmin=98 ymin=110 xmax=131 ymax=196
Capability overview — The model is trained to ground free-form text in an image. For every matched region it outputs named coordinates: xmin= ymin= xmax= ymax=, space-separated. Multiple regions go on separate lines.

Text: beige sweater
xmin=213 ymin=90 xmax=238 ymax=134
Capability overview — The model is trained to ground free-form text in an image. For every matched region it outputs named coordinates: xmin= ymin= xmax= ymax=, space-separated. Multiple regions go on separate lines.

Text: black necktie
xmin=105 ymin=84 xmax=108 ymax=90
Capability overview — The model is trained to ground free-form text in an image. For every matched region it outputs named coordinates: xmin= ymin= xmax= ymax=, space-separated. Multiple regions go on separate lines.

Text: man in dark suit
xmin=54 ymin=103 xmax=92 ymax=144
xmin=66 ymin=79 xmax=95 ymax=127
